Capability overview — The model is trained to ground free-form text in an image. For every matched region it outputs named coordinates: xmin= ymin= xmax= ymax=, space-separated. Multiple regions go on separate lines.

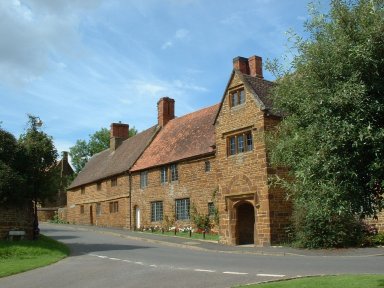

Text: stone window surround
xmin=151 ymin=201 xmax=163 ymax=222
xmin=175 ymin=198 xmax=190 ymax=220
xmin=226 ymin=130 xmax=253 ymax=156
xmin=229 ymin=86 xmax=245 ymax=108
xmin=170 ymin=164 xmax=179 ymax=182
xmin=109 ymin=201 xmax=119 ymax=213
xmin=160 ymin=166 xmax=168 ymax=184
xmin=140 ymin=171 xmax=148 ymax=189
xmin=111 ymin=177 xmax=117 ymax=187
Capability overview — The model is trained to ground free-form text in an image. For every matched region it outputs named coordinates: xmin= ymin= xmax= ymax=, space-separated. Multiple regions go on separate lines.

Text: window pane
xmin=238 ymin=135 xmax=244 ymax=153
xmin=239 ymin=89 xmax=245 ymax=104
xmin=205 ymin=161 xmax=211 ymax=172
xmin=140 ymin=171 xmax=148 ymax=188
xmin=247 ymin=132 xmax=253 ymax=151
xmin=151 ymin=201 xmax=163 ymax=222
xmin=229 ymin=136 xmax=236 ymax=155
xmin=231 ymin=92 xmax=238 ymax=107
xmin=160 ymin=166 xmax=168 ymax=183
xmin=208 ymin=202 xmax=215 ymax=217
xmin=175 ymin=198 xmax=190 ymax=220
xmin=171 ymin=164 xmax=178 ymax=181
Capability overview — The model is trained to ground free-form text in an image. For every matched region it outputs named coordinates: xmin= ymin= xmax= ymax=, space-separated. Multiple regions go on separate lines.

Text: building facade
xmin=66 ymin=54 xmax=293 ymax=246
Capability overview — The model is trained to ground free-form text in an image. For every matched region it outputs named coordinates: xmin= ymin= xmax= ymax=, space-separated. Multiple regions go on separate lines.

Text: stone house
xmin=37 ymin=151 xmax=74 ymax=221
xmin=67 ymin=54 xmax=292 ymax=246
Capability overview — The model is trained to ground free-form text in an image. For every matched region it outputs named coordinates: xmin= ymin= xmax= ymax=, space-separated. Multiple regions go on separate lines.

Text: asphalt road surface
xmin=1 ymin=224 xmax=383 ymax=288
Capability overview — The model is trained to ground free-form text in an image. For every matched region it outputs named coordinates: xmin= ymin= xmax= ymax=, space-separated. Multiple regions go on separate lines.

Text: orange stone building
xmin=67 ymin=54 xmax=293 ymax=246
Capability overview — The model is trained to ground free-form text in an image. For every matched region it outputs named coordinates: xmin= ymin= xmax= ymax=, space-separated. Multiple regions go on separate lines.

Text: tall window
xmin=96 ymin=203 xmax=101 ymax=216
xmin=227 ymin=131 xmax=253 ymax=156
xmin=205 ymin=161 xmax=211 ymax=172
xmin=208 ymin=202 xmax=215 ymax=217
xmin=160 ymin=166 xmax=168 ymax=184
xmin=230 ymin=88 xmax=245 ymax=107
xmin=80 ymin=205 xmax=84 ymax=214
xmin=97 ymin=182 xmax=102 ymax=191
xmin=111 ymin=177 xmax=117 ymax=187
xmin=151 ymin=201 xmax=163 ymax=222
xmin=175 ymin=198 xmax=190 ymax=220
xmin=140 ymin=171 xmax=148 ymax=189
xmin=81 ymin=186 xmax=85 ymax=194
xmin=170 ymin=164 xmax=178 ymax=181
xmin=109 ymin=201 xmax=119 ymax=213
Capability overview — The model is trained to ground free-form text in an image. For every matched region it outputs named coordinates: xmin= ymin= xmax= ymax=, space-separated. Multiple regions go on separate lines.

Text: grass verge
xmin=0 ymin=234 xmax=69 ymax=278
xmin=236 ymin=275 xmax=384 ymax=288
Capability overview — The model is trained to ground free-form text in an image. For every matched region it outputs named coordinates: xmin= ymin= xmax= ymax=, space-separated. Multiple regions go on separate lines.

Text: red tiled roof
xmin=131 ymin=103 xmax=220 ymax=171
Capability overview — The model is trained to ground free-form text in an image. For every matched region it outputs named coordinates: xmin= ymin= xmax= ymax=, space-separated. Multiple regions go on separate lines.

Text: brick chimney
xmin=233 ymin=55 xmax=263 ymax=78
xmin=110 ymin=122 xmax=129 ymax=150
xmin=157 ymin=97 xmax=175 ymax=127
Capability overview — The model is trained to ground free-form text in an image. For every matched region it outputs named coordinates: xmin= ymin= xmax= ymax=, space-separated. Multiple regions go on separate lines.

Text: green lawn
xmin=0 ymin=234 xmax=69 ymax=278
xmin=140 ymin=230 xmax=219 ymax=241
xmin=236 ymin=275 xmax=384 ymax=288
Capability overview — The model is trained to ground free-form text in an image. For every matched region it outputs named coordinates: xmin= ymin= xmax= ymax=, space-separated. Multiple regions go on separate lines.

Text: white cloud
xmin=0 ymin=0 xmax=100 ymax=86
xmin=161 ymin=41 xmax=173 ymax=50
xmin=161 ymin=28 xmax=190 ymax=49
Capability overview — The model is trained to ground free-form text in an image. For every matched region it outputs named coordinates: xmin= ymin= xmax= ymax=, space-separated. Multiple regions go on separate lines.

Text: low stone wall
xmin=0 ymin=202 xmax=34 ymax=240
xmin=365 ymin=211 xmax=384 ymax=233
xmin=37 ymin=207 xmax=57 ymax=222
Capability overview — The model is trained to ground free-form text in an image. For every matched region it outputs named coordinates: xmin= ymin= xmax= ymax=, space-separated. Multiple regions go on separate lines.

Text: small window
xmin=227 ymin=131 xmax=253 ymax=156
xmin=96 ymin=203 xmax=101 ymax=216
xmin=175 ymin=198 xmax=190 ymax=220
xmin=170 ymin=164 xmax=178 ymax=182
xmin=151 ymin=201 xmax=163 ymax=222
xmin=230 ymin=88 xmax=245 ymax=107
xmin=205 ymin=161 xmax=211 ymax=172
xmin=160 ymin=166 xmax=168 ymax=184
xmin=111 ymin=177 xmax=117 ymax=187
xmin=140 ymin=171 xmax=148 ymax=189
xmin=97 ymin=182 xmax=102 ymax=191
xmin=80 ymin=205 xmax=84 ymax=214
xmin=109 ymin=201 xmax=119 ymax=213
xmin=81 ymin=186 xmax=85 ymax=194
xmin=208 ymin=202 xmax=215 ymax=217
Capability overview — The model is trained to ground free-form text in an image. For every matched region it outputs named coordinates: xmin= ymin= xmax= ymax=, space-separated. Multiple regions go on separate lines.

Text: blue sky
xmin=0 ymin=0 xmax=329 ymax=160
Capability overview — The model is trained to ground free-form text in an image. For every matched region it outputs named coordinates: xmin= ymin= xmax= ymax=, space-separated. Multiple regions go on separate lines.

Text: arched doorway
xmin=236 ymin=202 xmax=255 ymax=245
xmin=89 ymin=205 xmax=93 ymax=225
xmin=134 ymin=206 xmax=141 ymax=230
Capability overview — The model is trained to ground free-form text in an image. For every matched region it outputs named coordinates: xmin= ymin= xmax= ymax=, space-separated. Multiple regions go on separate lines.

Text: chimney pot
xmin=248 ymin=55 xmax=263 ymax=78
xmin=233 ymin=56 xmax=249 ymax=74
xmin=110 ymin=122 xmax=129 ymax=150
xmin=233 ymin=55 xmax=263 ymax=78
xmin=157 ymin=97 xmax=175 ymax=127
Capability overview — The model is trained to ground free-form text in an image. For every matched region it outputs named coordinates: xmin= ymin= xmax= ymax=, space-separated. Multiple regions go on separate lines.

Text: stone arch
xmin=234 ymin=200 xmax=255 ymax=245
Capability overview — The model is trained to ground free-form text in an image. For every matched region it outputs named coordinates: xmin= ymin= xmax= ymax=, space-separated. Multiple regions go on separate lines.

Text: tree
xmin=267 ymin=0 xmax=384 ymax=247
xmin=0 ymin=128 xmax=25 ymax=204
xmin=19 ymin=115 xmax=60 ymax=203
xmin=70 ymin=126 xmax=138 ymax=173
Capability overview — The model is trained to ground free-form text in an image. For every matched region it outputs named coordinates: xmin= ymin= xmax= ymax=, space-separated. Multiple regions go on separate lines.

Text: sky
xmin=0 ymin=0 xmax=330 ymax=162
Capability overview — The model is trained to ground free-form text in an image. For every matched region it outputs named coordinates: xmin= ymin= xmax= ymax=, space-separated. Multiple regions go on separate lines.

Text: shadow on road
xmin=68 ymin=243 xmax=153 ymax=256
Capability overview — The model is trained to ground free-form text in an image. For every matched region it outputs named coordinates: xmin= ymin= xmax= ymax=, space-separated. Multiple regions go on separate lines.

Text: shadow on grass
xmin=378 ymin=279 xmax=384 ymax=287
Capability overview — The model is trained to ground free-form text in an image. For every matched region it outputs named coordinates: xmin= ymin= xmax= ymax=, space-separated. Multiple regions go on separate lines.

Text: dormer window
xmin=230 ymin=88 xmax=245 ymax=107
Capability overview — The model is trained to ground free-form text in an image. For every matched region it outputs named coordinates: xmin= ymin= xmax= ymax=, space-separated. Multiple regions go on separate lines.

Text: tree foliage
xmin=267 ymin=0 xmax=384 ymax=247
xmin=19 ymin=115 xmax=60 ymax=203
xmin=0 ymin=115 xmax=59 ymax=205
xmin=69 ymin=126 xmax=138 ymax=173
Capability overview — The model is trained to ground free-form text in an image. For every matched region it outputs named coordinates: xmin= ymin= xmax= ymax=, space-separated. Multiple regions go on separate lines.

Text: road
xmin=1 ymin=224 xmax=383 ymax=288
